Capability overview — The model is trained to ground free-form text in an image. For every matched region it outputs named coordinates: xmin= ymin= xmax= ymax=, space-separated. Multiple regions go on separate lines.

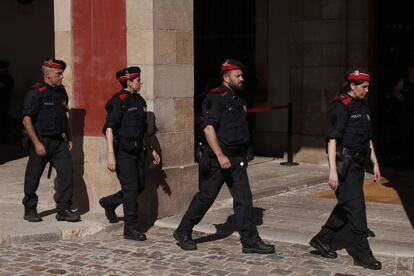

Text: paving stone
xmin=269 ymin=268 xmax=292 ymax=275
xmin=0 ymin=227 xmax=405 ymax=276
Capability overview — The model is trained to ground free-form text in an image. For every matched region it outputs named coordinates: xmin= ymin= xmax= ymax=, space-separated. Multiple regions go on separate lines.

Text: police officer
xmin=22 ymin=58 xmax=80 ymax=222
xmin=100 ymin=66 xmax=160 ymax=241
xmin=309 ymin=70 xmax=382 ymax=270
xmin=173 ymin=59 xmax=275 ymax=254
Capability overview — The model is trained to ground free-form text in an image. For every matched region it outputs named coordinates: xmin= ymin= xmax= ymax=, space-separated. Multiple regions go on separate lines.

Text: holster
xmin=197 ymin=143 xmax=211 ymax=176
xmin=352 ymin=149 xmax=373 ymax=173
xmin=336 ymin=147 xmax=353 ymax=178
xmin=119 ymin=137 xmax=143 ymax=154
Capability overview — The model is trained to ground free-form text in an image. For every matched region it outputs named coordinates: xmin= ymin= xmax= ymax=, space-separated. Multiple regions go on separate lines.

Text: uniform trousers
xmin=23 ymin=135 xmax=73 ymax=212
xmin=318 ymin=162 xmax=372 ymax=258
xmin=179 ymin=156 xmax=260 ymax=246
xmin=112 ymin=146 xmax=145 ymax=230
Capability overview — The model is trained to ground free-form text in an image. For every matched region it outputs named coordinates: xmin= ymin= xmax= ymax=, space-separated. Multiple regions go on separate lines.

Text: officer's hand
xmin=35 ymin=142 xmax=47 ymax=157
xmin=67 ymin=140 xmax=73 ymax=151
xmin=328 ymin=170 xmax=339 ymax=191
xmin=373 ymin=164 xmax=381 ymax=184
xmin=107 ymin=152 xmax=116 ymax=172
xmin=152 ymin=150 xmax=161 ymax=165
xmin=217 ymin=154 xmax=231 ymax=169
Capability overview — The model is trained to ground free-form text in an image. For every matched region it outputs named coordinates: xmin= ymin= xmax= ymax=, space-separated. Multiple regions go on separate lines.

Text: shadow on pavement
xmin=0 ymin=144 xmax=27 ymax=165
xmin=193 ymin=207 xmax=265 ymax=244
xmin=382 ymin=169 xmax=414 ymax=229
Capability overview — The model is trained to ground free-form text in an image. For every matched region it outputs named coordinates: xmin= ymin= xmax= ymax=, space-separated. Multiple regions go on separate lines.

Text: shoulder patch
xmin=332 ymin=95 xmax=352 ymax=106
xmin=341 ymin=97 xmax=352 ymax=106
xmin=31 ymin=82 xmax=40 ymax=88
xmin=38 ymin=86 xmax=47 ymax=92
xmin=207 ymin=87 xmax=220 ymax=96
xmin=118 ymin=93 xmax=128 ymax=101
xmin=207 ymin=87 xmax=229 ymax=97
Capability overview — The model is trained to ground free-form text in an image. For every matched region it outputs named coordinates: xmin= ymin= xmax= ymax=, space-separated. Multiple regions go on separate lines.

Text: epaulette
xmin=207 ymin=87 xmax=228 ymax=97
xmin=38 ymin=86 xmax=47 ymax=92
xmin=31 ymin=82 xmax=47 ymax=92
xmin=31 ymin=82 xmax=40 ymax=88
xmin=332 ymin=94 xmax=352 ymax=106
xmin=118 ymin=93 xmax=128 ymax=101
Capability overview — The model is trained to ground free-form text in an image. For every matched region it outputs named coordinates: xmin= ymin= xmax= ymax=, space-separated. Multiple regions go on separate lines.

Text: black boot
xmin=354 ymin=254 xmax=382 ymax=270
xmin=309 ymin=235 xmax=337 ymax=258
xmin=23 ymin=208 xmax=42 ymax=222
xmin=99 ymin=198 xmax=118 ymax=223
xmin=124 ymin=228 xmax=147 ymax=241
xmin=367 ymin=228 xmax=376 ymax=238
xmin=242 ymin=239 xmax=275 ymax=254
xmin=56 ymin=209 xmax=81 ymax=222
xmin=173 ymin=228 xmax=197 ymax=250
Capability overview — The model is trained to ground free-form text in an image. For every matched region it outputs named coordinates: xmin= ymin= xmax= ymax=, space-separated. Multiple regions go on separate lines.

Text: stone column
xmin=126 ymin=0 xmax=197 ymax=220
xmin=54 ymin=0 xmax=72 ymax=100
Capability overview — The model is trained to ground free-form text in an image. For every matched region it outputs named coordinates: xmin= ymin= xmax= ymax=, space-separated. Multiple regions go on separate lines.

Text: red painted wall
xmin=72 ymin=0 xmax=126 ymax=136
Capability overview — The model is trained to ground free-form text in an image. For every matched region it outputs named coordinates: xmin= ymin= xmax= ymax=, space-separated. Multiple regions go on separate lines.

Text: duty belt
xmin=339 ymin=147 xmax=369 ymax=166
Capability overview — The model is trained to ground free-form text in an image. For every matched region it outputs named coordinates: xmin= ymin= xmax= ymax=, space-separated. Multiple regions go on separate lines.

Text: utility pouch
xmin=336 ymin=147 xmax=353 ymax=178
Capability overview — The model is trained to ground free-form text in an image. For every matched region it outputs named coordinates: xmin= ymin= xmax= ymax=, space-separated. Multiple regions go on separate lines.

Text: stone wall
xmin=255 ymin=0 xmax=372 ymax=164
xmin=126 ymin=0 xmax=197 ymax=220
xmin=54 ymin=0 xmax=197 ymax=222
xmin=290 ymin=0 xmax=372 ymax=164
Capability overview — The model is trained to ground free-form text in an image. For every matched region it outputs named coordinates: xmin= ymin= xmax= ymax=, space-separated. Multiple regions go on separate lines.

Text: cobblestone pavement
xmin=0 ymin=227 xmax=411 ymax=276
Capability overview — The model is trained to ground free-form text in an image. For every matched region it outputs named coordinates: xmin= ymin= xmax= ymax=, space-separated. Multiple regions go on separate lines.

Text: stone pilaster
xmin=54 ymin=0 xmax=73 ymax=101
xmin=126 ymin=0 xmax=197 ymax=219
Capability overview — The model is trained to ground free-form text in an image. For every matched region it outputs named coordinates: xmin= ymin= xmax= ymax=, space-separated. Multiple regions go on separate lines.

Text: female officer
xmin=100 ymin=66 xmax=160 ymax=241
xmin=309 ymin=70 xmax=382 ymax=270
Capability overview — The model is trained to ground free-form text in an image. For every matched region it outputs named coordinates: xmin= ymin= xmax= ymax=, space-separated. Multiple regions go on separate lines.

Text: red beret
xmin=220 ymin=59 xmax=245 ymax=74
xmin=42 ymin=58 xmax=66 ymax=70
xmin=116 ymin=66 xmax=141 ymax=82
xmin=347 ymin=70 xmax=371 ymax=82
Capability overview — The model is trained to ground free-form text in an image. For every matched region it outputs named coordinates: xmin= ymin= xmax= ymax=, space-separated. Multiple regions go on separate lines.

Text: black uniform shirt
xmin=326 ymin=101 xmax=348 ymax=142
xmin=201 ymin=85 xmax=232 ymax=130
xmin=326 ymin=96 xmax=372 ymax=153
xmin=22 ymin=82 xmax=69 ymax=119
xmin=103 ymin=95 xmax=123 ymax=133
xmin=201 ymin=84 xmax=250 ymax=152
xmin=103 ymin=90 xmax=147 ymax=136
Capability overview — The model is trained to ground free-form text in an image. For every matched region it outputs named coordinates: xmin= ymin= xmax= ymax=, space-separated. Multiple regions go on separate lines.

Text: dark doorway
xmin=376 ymin=0 xmax=414 ymax=169
xmin=375 ymin=0 xmax=414 ymax=228
xmin=0 ymin=0 xmax=54 ymax=163
xmin=193 ymin=0 xmax=256 ymax=113
xmin=193 ymin=0 xmax=256 ymax=160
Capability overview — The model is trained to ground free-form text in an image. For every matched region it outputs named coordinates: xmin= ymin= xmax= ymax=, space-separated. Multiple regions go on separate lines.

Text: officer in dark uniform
xmin=22 ymin=58 xmax=80 ymax=222
xmin=100 ymin=66 xmax=160 ymax=241
xmin=173 ymin=59 xmax=275 ymax=254
xmin=310 ymin=70 xmax=382 ymax=270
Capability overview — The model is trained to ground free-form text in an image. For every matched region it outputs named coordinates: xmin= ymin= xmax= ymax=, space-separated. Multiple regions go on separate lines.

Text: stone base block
xmin=70 ymin=160 xmax=198 ymax=226
xmin=138 ymin=163 xmax=198 ymax=227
